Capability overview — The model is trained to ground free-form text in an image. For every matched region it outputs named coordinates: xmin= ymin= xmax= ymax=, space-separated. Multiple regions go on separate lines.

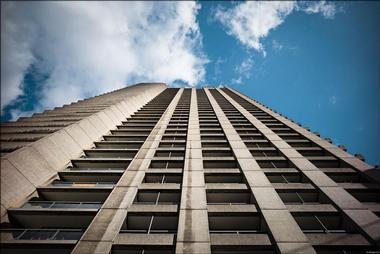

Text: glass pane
xmin=23 ymin=202 xmax=52 ymax=208
xmin=52 ymin=203 xmax=78 ymax=208
xmin=19 ymin=230 xmax=55 ymax=240
xmin=0 ymin=230 xmax=24 ymax=240
xmin=79 ymin=203 xmax=102 ymax=209
xmin=54 ymin=231 xmax=83 ymax=240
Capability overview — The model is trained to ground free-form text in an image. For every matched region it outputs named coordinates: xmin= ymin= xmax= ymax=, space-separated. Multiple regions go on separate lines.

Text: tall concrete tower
xmin=1 ymin=83 xmax=379 ymax=254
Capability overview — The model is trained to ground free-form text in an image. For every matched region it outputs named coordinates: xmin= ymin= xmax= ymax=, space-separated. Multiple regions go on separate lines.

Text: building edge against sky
xmin=0 ymin=82 xmax=379 ymax=254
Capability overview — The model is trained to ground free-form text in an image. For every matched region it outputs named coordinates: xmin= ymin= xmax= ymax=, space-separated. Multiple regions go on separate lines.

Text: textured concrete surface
xmin=0 ymin=83 xmax=167 ymax=220
xmin=71 ymin=88 xmax=182 ymax=254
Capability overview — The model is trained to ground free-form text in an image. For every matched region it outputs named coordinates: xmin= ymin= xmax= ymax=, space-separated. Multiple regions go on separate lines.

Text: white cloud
xmin=302 ymin=1 xmax=337 ymax=19
xmin=212 ymin=57 xmax=226 ymax=81
xmin=234 ymin=57 xmax=253 ymax=79
xmin=231 ymin=77 xmax=243 ymax=85
xmin=9 ymin=108 xmax=37 ymax=121
xmin=215 ymin=1 xmax=338 ymax=54
xmin=272 ymin=39 xmax=283 ymax=50
xmin=215 ymin=2 xmax=295 ymax=54
xmin=1 ymin=3 xmax=36 ymax=109
xmin=1 ymin=1 xmax=207 ymax=116
xmin=231 ymin=57 xmax=253 ymax=86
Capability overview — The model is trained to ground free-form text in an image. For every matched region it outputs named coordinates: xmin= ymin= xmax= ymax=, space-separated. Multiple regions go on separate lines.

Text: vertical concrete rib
xmin=176 ymin=88 xmax=211 ymax=254
xmin=221 ymin=88 xmax=380 ymax=247
xmin=71 ymin=89 xmax=184 ymax=254
xmin=205 ymin=88 xmax=316 ymax=254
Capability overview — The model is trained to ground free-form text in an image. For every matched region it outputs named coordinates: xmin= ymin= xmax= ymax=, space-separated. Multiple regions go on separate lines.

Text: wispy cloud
xmin=329 ymin=95 xmax=338 ymax=104
xmin=302 ymin=1 xmax=337 ymax=19
xmin=231 ymin=77 xmax=243 ymax=85
xmin=212 ymin=57 xmax=227 ymax=81
xmin=272 ymin=40 xmax=284 ymax=50
xmin=235 ymin=57 xmax=253 ymax=78
xmin=214 ymin=1 xmax=338 ymax=55
xmin=231 ymin=56 xmax=253 ymax=86
xmin=1 ymin=2 xmax=208 ymax=116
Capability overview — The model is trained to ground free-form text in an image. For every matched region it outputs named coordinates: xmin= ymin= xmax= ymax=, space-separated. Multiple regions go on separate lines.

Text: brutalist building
xmin=1 ymin=83 xmax=379 ymax=254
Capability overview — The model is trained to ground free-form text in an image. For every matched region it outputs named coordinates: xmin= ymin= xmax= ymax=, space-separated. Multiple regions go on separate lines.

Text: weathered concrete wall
xmin=71 ymin=89 xmax=183 ymax=254
xmin=0 ymin=83 xmax=167 ymax=221
xmin=0 ymin=83 xmax=165 ymax=155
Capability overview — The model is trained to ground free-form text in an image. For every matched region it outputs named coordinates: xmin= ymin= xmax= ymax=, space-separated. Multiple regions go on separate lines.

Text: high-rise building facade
xmin=1 ymin=83 xmax=379 ymax=254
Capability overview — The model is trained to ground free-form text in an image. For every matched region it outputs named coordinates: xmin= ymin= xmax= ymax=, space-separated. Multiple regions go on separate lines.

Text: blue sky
xmin=1 ymin=1 xmax=379 ymax=165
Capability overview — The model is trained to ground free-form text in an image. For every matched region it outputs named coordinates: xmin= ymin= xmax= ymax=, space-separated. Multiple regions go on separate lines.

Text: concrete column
xmin=205 ymin=88 xmax=316 ymax=254
xmin=176 ymin=88 xmax=211 ymax=254
xmin=221 ymin=88 xmax=380 ymax=247
xmin=71 ymin=89 xmax=184 ymax=254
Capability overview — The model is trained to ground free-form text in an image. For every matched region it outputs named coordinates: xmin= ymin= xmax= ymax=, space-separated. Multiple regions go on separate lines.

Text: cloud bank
xmin=215 ymin=1 xmax=338 ymax=54
xmin=1 ymin=2 xmax=207 ymax=116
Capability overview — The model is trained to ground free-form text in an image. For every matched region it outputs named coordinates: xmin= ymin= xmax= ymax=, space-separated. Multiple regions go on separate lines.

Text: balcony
xmin=205 ymin=173 xmax=245 ymax=184
xmin=103 ymin=134 xmax=149 ymax=142
xmin=206 ymin=183 xmax=248 ymax=191
xmin=71 ymin=158 xmax=132 ymax=169
xmin=37 ymin=183 xmax=113 ymax=202
xmin=133 ymin=190 xmax=181 ymax=205
xmin=207 ymin=204 xmax=257 ymax=214
xmin=94 ymin=140 xmax=144 ymax=149
xmin=267 ymin=174 xmax=314 ymax=190
xmin=202 ymin=149 xmax=234 ymax=158
xmin=139 ymin=183 xmax=181 ymax=191
xmin=203 ymin=158 xmax=238 ymax=169
xmin=209 ymin=219 xmax=261 ymax=233
xmin=143 ymin=173 xmax=182 ymax=184
xmin=0 ymin=228 xmax=83 ymax=241
xmin=210 ymin=232 xmax=272 ymax=250
xmin=49 ymin=181 xmax=116 ymax=187
xmin=294 ymin=214 xmax=372 ymax=248
xmin=59 ymin=169 xmax=123 ymax=182
xmin=83 ymin=148 xmax=138 ymax=158
xmin=118 ymin=213 xmax=178 ymax=250
xmin=113 ymin=234 xmax=175 ymax=254
xmin=20 ymin=200 xmax=99 ymax=209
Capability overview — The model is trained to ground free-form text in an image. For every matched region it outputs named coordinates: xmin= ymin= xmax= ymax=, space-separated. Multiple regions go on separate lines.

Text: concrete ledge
xmin=0 ymin=159 xmax=36 ymax=212
xmin=277 ymin=242 xmax=316 ymax=254
xmin=5 ymin=147 xmax=56 ymax=187
xmin=306 ymin=233 xmax=371 ymax=246
xmin=176 ymin=242 xmax=211 ymax=254
xmin=115 ymin=233 xmax=175 ymax=245
xmin=128 ymin=204 xmax=178 ymax=213
xmin=286 ymin=204 xmax=338 ymax=213
xmin=207 ymin=204 xmax=257 ymax=213
xmin=210 ymin=233 xmax=271 ymax=246
xmin=48 ymin=129 xmax=83 ymax=159
xmin=31 ymin=137 xmax=70 ymax=170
